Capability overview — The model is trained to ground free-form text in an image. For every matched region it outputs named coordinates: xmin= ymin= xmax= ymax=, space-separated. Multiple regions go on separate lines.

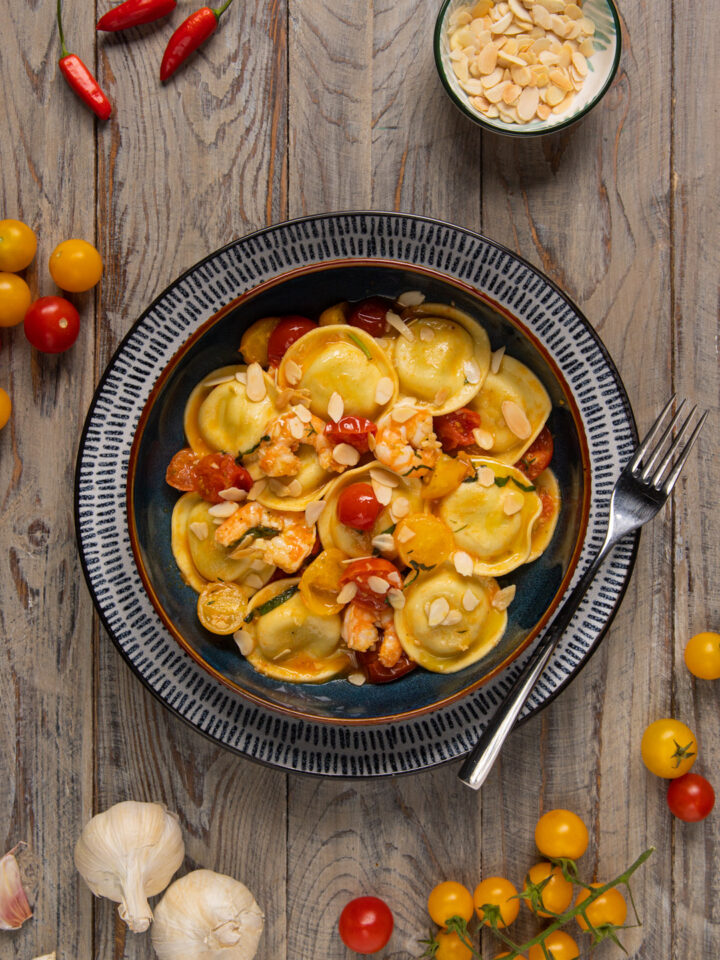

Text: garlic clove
xmin=74 ymin=801 xmax=185 ymax=934
xmin=151 ymin=869 xmax=264 ymax=960
xmin=32 ymin=954 xmax=57 ymax=959
xmin=0 ymin=846 xmax=33 ymax=930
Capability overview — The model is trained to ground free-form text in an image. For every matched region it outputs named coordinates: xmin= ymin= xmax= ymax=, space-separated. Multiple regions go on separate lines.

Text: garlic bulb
xmin=74 ymin=801 xmax=185 ymax=933
xmin=151 ymin=870 xmax=264 ymax=960
xmin=0 ymin=846 xmax=32 ymax=930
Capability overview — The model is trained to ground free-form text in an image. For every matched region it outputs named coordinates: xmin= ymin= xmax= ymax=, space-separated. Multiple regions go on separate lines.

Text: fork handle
xmin=457 ymin=544 xmax=612 ymax=790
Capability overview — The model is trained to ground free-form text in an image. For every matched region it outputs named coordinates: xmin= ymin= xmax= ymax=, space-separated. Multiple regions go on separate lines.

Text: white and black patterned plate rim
xmin=74 ymin=212 xmax=638 ymax=779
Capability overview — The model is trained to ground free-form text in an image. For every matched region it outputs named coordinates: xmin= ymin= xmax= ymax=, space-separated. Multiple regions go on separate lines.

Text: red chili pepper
xmin=57 ymin=0 xmax=112 ymax=120
xmin=97 ymin=0 xmax=177 ymax=32
xmin=160 ymin=0 xmax=236 ymax=82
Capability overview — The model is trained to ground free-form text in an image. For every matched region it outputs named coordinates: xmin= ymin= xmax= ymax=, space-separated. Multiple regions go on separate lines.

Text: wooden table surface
xmin=2 ymin=1 xmax=718 ymax=958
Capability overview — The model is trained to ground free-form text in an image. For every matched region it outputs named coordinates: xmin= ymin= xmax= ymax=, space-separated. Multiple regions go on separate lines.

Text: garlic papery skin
xmin=151 ymin=869 xmax=264 ymax=960
xmin=74 ymin=801 xmax=185 ymax=933
xmin=0 ymin=847 xmax=33 ymax=930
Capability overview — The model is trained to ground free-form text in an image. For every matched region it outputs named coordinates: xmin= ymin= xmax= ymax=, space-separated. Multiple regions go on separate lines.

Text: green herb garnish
xmin=494 ymin=475 xmax=536 ymax=492
xmin=462 ymin=470 xmax=477 ymax=483
xmin=404 ymin=560 xmax=436 ymax=587
xmin=347 ymin=331 xmax=373 ymax=360
xmin=244 ymin=584 xmax=299 ymax=622
xmin=242 ymin=525 xmax=281 ymax=541
xmin=236 ymin=435 xmax=270 ymax=461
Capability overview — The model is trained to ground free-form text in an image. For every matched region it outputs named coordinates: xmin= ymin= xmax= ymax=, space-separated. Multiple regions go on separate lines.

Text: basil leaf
xmin=494 ymin=475 xmax=536 ymax=492
xmin=244 ymin=584 xmax=299 ymax=622
xmin=236 ymin=435 xmax=269 ymax=460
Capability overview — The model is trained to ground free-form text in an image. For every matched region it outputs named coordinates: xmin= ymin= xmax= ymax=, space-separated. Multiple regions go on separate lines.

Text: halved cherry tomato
xmin=357 ymin=646 xmax=416 ymax=684
xmin=434 ymin=408 xmax=482 ymax=452
xmin=395 ymin=514 xmax=452 ymax=569
xmin=240 ymin=316 xmax=282 ymax=366
xmin=197 ymin=581 xmax=248 ymax=634
xmin=473 ymin=877 xmax=519 ymax=928
xmin=0 ymin=272 xmax=32 ymax=327
xmin=340 ymin=557 xmax=403 ymax=611
xmin=421 ymin=452 xmax=472 ymax=499
xmin=435 ymin=930 xmax=472 ymax=960
xmin=347 ymin=297 xmax=392 ymax=337
xmin=337 ymin=482 xmax=382 ymax=531
xmin=516 ymin=426 xmax=553 ymax=480
xmin=523 ymin=862 xmax=573 ymax=918
xmin=0 ymin=219 xmax=37 ymax=272
xmin=266 ymin=315 xmax=316 ymax=365
xmin=534 ymin=809 xmax=589 ymax=860
xmin=193 ymin=453 xmax=252 ymax=504
xmin=166 ymin=448 xmax=201 ymax=491
xmin=684 ymin=631 xmax=720 ymax=679
xmin=24 ymin=296 xmax=80 ymax=353
xmin=299 ymin=549 xmax=346 ymax=615
xmin=667 ymin=773 xmax=715 ymax=821
xmin=338 ymin=896 xmax=393 ymax=954
xmin=49 ymin=238 xmax=103 ymax=292
xmin=575 ymin=884 xmax=627 ymax=931
xmin=428 ymin=881 xmax=474 ymax=927
xmin=318 ymin=301 xmax=349 ymax=325
xmin=527 ymin=931 xmax=579 ymax=960
xmin=325 ymin=415 xmax=377 ymax=452
xmin=641 ymin=718 xmax=697 ymax=778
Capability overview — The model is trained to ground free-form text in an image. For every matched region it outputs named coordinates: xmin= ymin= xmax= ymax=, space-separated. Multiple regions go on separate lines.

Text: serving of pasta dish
xmin=165 ymin=293 xmax=561 ymax=687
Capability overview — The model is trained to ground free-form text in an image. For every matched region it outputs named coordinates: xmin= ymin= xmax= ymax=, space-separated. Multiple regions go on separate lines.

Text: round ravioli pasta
xmin=277 ymin=325 xmax=398 ymax=420
xmin=256 ymin=443 xmax=336 ymax=511
xmin=469 ymin=353 xmax=551 ymax=463
xmin=437 ymin=458 xmax=542 ymax=576
xmin=318 ymin=462 xmax=426 ymax=558
xmin=171 ymin=493 xmax=275 ymax=592
xmin=184 ymin=365 xmax=278 ymax=457
xmin=527 ymin=468 xmax=561 ymax=563
xmin=244 ymin=579 xmax=350 ymax=682
xmin=395 ymin=565 xmax=507 ymax=673
xmin=392 ymin=305 xmax=490 ymax=414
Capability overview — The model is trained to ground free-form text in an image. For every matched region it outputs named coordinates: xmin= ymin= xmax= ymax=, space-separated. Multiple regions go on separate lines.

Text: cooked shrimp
xmin=258 ymin=411 xmax=346 ymax=477
xmin=341 ymin=602 xmax=403 ymax=668
xmin=214 ymin=502 xmax=315 ymax=573
xmin=374 ymin=408 xmax=440 ymax=477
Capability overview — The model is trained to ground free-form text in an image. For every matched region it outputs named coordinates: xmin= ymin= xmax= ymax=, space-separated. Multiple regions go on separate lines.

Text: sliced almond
xmin=234 ymin=370 xmax=247 ymax=384
xmin=219 ymin=486 xmax=248 ymax=502
xmin=503 ymin=490 xmax=525 ymax=515
xmin=490 ymin=11 xmax=513 ymax=33
xmin=473 ymin=427 xmax=495 ymax=450
xmin=294 ymin=403 xmax=312 ymax=423
xmin=368 ymin=576 xmax=390 ymax=595
xmin=477 ymin=42 xmax=499 ymax=74
xmin=490 ymin=345 xmax=506 ymax=373
xmin=501 ymin=400 xmax=532 ymax=438
xmin=371 ymin=533 xmax=396 ymax=553
xmin=288 ymin=416 xmax=305 ymax=439
xmin=387 ymin=588 xmax=406 ymax=610
xmin=328 ymin=391 xmax=344 ymax=423
xmin=482 ymin=66 xmax=505 ymax=89
xmin=245 ymin=362 xmax=267 ymax=402
xmin=427 ymin=597 xmax=450 ymax=627
xmin=463 ymin=360 xmax=482 ymax=385
xmin=390 ymin=496 xmax=410 ymax=520
xmin=476 ymin=465 xmax=496 ymax=487
xmin=369 ymin=467 xmax=400 ymax=488
xmin=284 ymin=359 xmax=302 ymax=386
xmin=419 ymin=325 xmax=436 ymax=342
xmin=333 ymin=443 xmax=360 ymax=466
xmin=245 ymin=573 xmax=265 ymax=590
xmin=286 ymin=479 xmax=303 ymax=498
xmin=372 ymin=479 xmax=393 ymax=506
xmin=571 ymin=50 xmax=588 ymax=76
xmin=434 ymin=387 xmax=450 ymax=406
xmin=396 ymin=525 xmax=416 ymax=544
xmin=396 ymin=291 xmax=426 ymax=307
xmin=233 ymin=628 xmax=255 ymax=656
xmin=268 ymin=479 xmax=291 ymax=498
xmin=375 ymin=376 xmax=394 ymax=406
xmin=247 ymin=479 xmax=267 ymax=501
xmin=453 ymin=551 xmax=474 ymax=577
xmin=391 ymin=405 xmax=417 ymax=423
xmin=203 ymin=374 xmax=234 ymax=387
xmin=347 ymin=672 xmax=366 ymax=686
xmin=492 ymin=584 xmax=517 ymax=610
xmin=517 ymin=85 xmax=540 ymax=121
xmin=463 ymin=589 xmax=481 ymax=612
xmin=442 ymin=610 xmax=463 ymax=626
xmin=337 ymin=582 xmax=358 ymax=604
xmin=305 ymin=501 xmax=326 ymax=525
xmin=208 ymin=501 xmax=239 ymax=518
xmin=189 ymin=521 xmax=209 ymax=540
xmin=386 ymin=311 xmax=415 ymax=340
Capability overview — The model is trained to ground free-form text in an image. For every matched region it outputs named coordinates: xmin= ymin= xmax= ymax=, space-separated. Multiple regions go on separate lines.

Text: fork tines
xmin=628 ymin=396 xmax=707 ymax=493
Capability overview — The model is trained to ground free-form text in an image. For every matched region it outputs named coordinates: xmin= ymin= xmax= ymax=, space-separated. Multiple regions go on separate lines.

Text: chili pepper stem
xmin=213 ymin=0 xmax=237 ymax=17
xmin=57 ymin=0 xmax=70 ymax=58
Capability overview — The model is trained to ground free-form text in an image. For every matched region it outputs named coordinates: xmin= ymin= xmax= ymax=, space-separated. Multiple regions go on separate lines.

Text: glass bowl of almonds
xmin=434 ymin=0 xmax=621 ymax=135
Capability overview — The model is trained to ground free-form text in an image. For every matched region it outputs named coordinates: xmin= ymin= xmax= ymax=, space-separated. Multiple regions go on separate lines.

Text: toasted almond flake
xmin=328 ymin=391 xmax=344 ymax=422
xmin=203 ymin=374 xmax=234 ymax=387
xmin=337 ymin=582 xmax=358 ymax=604
xmin=372 ymin=533 xmax=396 ymax=553
xmin=571 ymin=50 xmax=587 ymax=75
xmin=341 ymin=554 xmax=374 ymax=564
xmin=288 ymin=416 xmax=305 ymax=439
xmin=233 ymin=628 xmax=255 ymax=656
xmin=434 ymin=387 xmax=450 ymax=406
xmin=245 ymin=573 xmax=264 ymax=590
xmin=234 ymin=370 xmax=247 ymax=384
xmin=272 ymin=647 xmax=292 ymax=661
xmin=245 ymin=362 xmax=267 ymax=402
xmin=294 ymin=403 xmax=312 ymax=423
xmin=473 ymin=427 xmax=495 ymax=450
xmin=476 ymin=466 xmax=495 ymax=487
xmin=348 ymin=672 xmax=367 ymax=686
xmin=268 ymin=479 xmax=290 ymax=498
xmin=208 ymin=501 xmax=239 ymax=518
xmin=485 ymin=79 xmax=510 ymax=103
xmin=367 ymin=433 xmax=377 ymax=451
xmin=374 ymin=376 xmax=394 ymax=406
xmin=368 ymin=576 xmax=390 ymax=595
xmin=517 ymin=84 xmax=540 ymax=120
xmin=390 ymin=496 xmax=410 ymax=520
xmin=428 ymin=597 xmax=450 ymax=627
xmin=387 ymin=588 xmax=406 ymax=610
xmin=189 ymin=521 xmax=209 ymax=540
xmin=490 ymin=345 xmax=506 ymax=373
xmin=396 ymin=525 xmax=415 ymax=543
xmin=286 ymin=479 xmax=303 ymax=497
xmin=396 ymin=290 xmax=426 ymax=307
xmin=369 ymin=467 xmax=400 ymax=488
xmin=492 ymin=584 xmax=517 ymax=610
xmin=391 ymin=405 xmax=417 ymax=423
xmin=305 ymin=501 xmax=326 ymax=525
xmin=372 ymin=479 xmax=393 ymax=505
xmin=463 ymin=589 xmax=481 ymax=612
xmin=463 ymin=360 xmax=482 ymax=385
xmin=482 ymin=66 xmax=505 ymax=89
xmin=509 ymin=0 xmax=532 ymax=20
xmin=453 ymin=551 xmax=474 ymax=577
xmin=218 ymin=486 xmax=248 ymax=502
xmin=250 ymin=558 xmax=267 ymax=571
xmin=477 ymin=42 xmax=499 ymax=74
xmin=284 ymin=359 xmax=302 ymax=385
xmin=491 ymin=10 xmax=513 ymax=33
xmin=503 ymin=490 xmax=525 ymax=515
xmin=333 ymin=443 xmax=360 ymax=466
xmin=420 ymin=326 xmax=435 ymax=342
xmin=247 ymin=479 xmax=267 ymax=500
xmin=386 ymin=311 xmax=415 ymax=340
xmin=442 ymin=610 xmax=463 ymax=626
xmin=501 ymin=399 xmax=532 ymax=438
xmin=212 ymin=518 xmax=223 ymax=525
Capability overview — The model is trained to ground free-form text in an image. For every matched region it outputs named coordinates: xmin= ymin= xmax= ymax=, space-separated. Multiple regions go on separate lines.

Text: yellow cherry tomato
xmin=318 ymin=301 xmax=349 ymax=325
xmin=524 ymin=861 xmax=573 ymax=918
xmin=534 ymin=809 xmax=589 ymax=860
xmin=0 ymin=388 xmax=11 ymax=430
xmin=495 ymin=954 xmax=527 ymax=960
xmin=528 ymin=931 xmax=579 ymax=960
xmin=427 ymin=881 xmax=474 ymax=927
xmin=684 ymin=631 xmax=720 ymax=679
xmin=0 ymin=219 xmax=37 ymax=272
xmin=421 ymin=452 xmax=472 ymax=500
xmin=473 ymin=877 xmax=519 ymax=928
xmin=239 ymin=316 xmax=282 ymax=366
xmin=395 ymin=513 xmax=452 ymax=569
xmin=197 ymin=581 xmax=248 ymax=634
xmin=299 ymin=549 xmax=347 ymax=615
xmin=575 ymin=884 xmax=627 ymax=931
xmin=0 ymin=272 xmax=32 ymax=327
xmin=49 ymin=238 xmax=103 ymax=292
xmin=434 ymin=930 xmax=472 ymax=960
xmin=641 ymin=718 xmax=697 ymax=778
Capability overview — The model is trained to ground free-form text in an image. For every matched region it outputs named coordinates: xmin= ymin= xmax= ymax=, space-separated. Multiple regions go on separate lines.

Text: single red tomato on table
xmin=433 ymin=408 xmax=481 ymax=452
xmin=266 ymin=315 xmax=316 ymax=365
xmin=337 ymin=482 xmax=382 ymax=531
xmin=24 ymin=296 xmax=80 ymax=353
xmin=667 ymin=773 xmax=715 ymax=821
xmin=325 ymin=415 xmax=377 ymax=452
xmin=338 ymin=896 xmax=393 ymax=954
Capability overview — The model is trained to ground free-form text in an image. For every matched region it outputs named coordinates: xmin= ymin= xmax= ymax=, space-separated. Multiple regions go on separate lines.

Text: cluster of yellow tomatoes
xmin=0 ymin=217 xmax=104 ymax=430
xmin=426 ymin=809 xmax=626 ymax=960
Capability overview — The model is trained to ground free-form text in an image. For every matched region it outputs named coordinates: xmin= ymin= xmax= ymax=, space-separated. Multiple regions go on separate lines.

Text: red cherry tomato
xmin=433 ymin=408 xmax=482 ymax=452
xmin=325 ymin=415 xmax=378 ymax=452
xmin=338 ymin=896 xmax=393 ymax=954
xmin=340 ymin=557 xmax=403 ymax=611
xmin=356 ymin=646 xmax=416 ymax=683
xmin=166 ymin=448 xmax=201 ymax=491
xmin=193 ymin=453 xmax=252 ymax=504
xmin=266 ymin=315 xmax=316 ymax=365
xmin=337 ymin=482 xmax=382 ymax=531
xmin=347 ymin=297 xmax=392 ymax=337
xmin=24 ymin=296 xmax=80 ymax=353
xmin=516 ymin=426 xmax=554 ymax=480
xmin=667 ymin=773 xmax=715 ymax=822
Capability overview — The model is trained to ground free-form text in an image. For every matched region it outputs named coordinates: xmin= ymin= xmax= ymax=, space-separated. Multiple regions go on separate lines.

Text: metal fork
xmin=458 ymin=396 xmax=707 ymax=790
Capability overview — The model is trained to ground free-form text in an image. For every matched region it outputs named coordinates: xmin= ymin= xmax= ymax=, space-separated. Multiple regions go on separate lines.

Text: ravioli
xmin=469 ymin=353 xmax=551 ymax=463
xmin=184 ymin=365 xmax=278 ymax=457
xmin=256 ymin=444 xmax=336 ymax=512
xmin=277 ymin=325 xmax=398 ymax=420
xmin=437 ymin=457 xmax=542 ymax=576
xmin=395 ymin=565 xmax=507 ymax=673
xmin=527 ymin=468 xmax=561 ymax=563
xmin=244 ymin=579 xmax=350 ymax=682
xmin=392 ymin=305 xmax=491 ymax=414
xmin=171 ymin=493 xmax=275 ymax=592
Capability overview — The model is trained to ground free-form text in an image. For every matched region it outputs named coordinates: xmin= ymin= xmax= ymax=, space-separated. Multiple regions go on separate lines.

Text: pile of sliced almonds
xmin=447 ymin=0 xmax=597 ymax=125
